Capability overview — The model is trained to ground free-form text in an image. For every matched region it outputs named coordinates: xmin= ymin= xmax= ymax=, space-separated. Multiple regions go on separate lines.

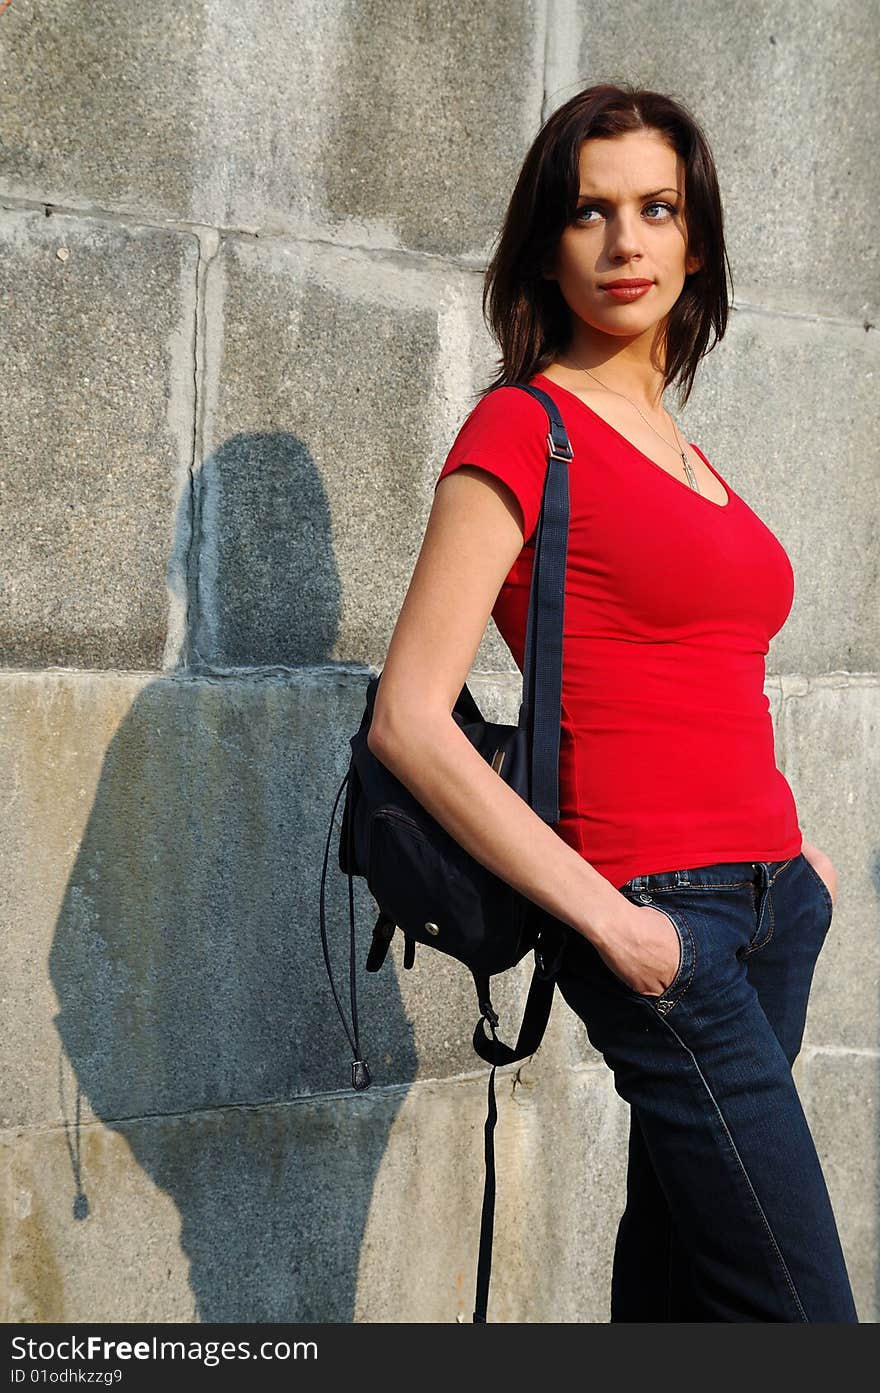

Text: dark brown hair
xmin=481 ymin=82 xmax=732 ymax=409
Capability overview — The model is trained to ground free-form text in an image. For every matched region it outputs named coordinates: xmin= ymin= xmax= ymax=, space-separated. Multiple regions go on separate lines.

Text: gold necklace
xmin=560 ymin=358 xmax=700 ymax=492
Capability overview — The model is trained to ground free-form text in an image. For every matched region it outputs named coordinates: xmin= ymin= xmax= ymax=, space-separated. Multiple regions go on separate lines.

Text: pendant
xmin=682 ymin=452 xmax=700 ymax=492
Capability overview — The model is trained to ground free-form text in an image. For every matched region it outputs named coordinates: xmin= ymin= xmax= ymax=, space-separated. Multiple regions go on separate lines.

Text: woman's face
xmin=545 ymin=128 xmax=701 ymax=344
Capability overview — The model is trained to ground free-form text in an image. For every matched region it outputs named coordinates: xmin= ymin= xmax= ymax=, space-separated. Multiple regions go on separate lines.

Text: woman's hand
xmin=801 ymin=835 xmax=838 ymax=907
xmin=592 ymin=900 xmax=683 ymax=997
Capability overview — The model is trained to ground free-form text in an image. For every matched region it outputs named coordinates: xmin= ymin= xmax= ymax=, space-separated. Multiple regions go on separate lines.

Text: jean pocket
xmin=800 ymin=853 xmax=834 ymax=928
xmin=618 ymin=895 xmax=696 ymax=1016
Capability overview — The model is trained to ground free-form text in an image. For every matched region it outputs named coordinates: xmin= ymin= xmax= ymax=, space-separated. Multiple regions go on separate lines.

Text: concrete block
xmin=354 ymin=1058 xmax=625 ymax=1323
xmin=3 ymin=1097 xmax=389 ymax=1323
xmin=197 ymin=235 xmax=521 ymax=672
xmin=0 ymin=0 xmax=544 ymax=259
xmin=799 ymin=1049 xmax=878 ymax=1322
xmin=0 ymin=2 xmax=205 ymax=222
xmin=777 ymin=676 xmax=880 ymax=1050
xmin=0 ymin=1137 xmax=10 ymax=1322
xmin=0 ymin=209 xmax=197 ymax=670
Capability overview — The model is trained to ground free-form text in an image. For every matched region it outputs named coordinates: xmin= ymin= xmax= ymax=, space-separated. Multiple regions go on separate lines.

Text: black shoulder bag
xmin=319 ymin=382 xmax=573 ymax=1322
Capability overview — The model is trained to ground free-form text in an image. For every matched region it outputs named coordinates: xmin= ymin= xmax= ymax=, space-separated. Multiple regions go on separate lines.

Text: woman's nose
xmin=605 ymin=215 xmax=644 ymax=261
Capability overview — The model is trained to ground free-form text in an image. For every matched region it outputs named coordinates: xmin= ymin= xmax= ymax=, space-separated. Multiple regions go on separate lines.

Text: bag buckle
xmin=546 ymin=430 xmax=573 ymax=462
xmin=480 ymin=1000 xmax=499 ymax=1030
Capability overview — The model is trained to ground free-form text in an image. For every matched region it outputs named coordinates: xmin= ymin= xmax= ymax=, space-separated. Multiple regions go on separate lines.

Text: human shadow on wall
xmin=48 ymin=433 xmax=418 ymax=1321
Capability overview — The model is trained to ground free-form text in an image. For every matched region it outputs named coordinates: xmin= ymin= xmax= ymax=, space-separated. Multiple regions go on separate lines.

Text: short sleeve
xmin=433 ymin=385 xmax=550 ymax=544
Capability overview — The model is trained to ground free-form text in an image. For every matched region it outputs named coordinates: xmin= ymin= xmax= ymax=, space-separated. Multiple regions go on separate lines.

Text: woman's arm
xmin=367 ymin=464 xmax=663 ymax=978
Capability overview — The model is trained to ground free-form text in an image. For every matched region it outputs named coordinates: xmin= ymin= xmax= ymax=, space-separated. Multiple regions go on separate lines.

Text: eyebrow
xmin=577 ymin=187 xmax=680 ymax=200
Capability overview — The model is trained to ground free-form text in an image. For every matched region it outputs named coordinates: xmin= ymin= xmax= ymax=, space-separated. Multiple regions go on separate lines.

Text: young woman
xmin=366 ymin=82 xmax=858 ymax=1322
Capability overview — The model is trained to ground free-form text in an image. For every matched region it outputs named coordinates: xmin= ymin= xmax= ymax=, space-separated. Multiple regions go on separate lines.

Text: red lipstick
xmin=601 ymin=278 xmax=653 ymax=301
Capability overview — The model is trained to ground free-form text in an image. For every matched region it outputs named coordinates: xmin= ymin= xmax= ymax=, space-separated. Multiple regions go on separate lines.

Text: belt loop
xmin=675 ymin=869 xmax=690 ymax=886
xmin=629 ymin=874 xmax=646 ymax=891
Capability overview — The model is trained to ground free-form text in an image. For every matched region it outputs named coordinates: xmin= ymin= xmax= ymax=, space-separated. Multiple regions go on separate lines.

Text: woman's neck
xmin=543 ymin=354 xmax=668 ymax=416
xmin=552 ymin=324 xmax=669 ymax=413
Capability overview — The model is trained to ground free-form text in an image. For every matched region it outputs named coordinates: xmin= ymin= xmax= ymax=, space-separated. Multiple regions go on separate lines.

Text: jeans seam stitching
xmin=650 ymin=1015 xmax=810 ymax=1322
xmin=744 ymin=881 xmax=776 ymax=958
xmin=769 ymin=858 xmax=794 ymax=886
xmin=626 ymin=903 xmax=696 ymax=1007
xmin=653 ymin=880 xmax=750 ymax=891
xmin=801 ymin=855 xmax=834 ymax=920
xmin=662 ymin=911 xmax=696 ymax=1008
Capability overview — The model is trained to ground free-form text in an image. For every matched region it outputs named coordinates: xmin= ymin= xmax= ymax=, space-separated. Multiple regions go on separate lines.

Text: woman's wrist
xmin=571 ymin=869 xmax=633 ymax=951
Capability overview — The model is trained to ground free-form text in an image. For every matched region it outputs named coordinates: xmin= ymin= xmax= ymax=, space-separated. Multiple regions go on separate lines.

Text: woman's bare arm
xmin=367 ymin=464 xmax=628 ymax=952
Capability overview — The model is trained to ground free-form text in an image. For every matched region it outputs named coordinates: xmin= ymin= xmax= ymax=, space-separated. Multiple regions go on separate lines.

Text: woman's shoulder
xmin=459 ymin=381 xmax=552 ymax=428
xmin=434 ymin=384 xmax=553 ymax=544
xmin=444 ymin=382 xmax=553 ymax=464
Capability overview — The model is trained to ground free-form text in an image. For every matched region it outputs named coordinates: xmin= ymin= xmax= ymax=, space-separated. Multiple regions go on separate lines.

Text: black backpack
xmin=319 ymin=383 xmax=574 ymax=1321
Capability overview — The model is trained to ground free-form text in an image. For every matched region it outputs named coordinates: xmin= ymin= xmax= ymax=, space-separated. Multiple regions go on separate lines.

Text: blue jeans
xmin=554 ymin=852 xmax=859 ymax=1322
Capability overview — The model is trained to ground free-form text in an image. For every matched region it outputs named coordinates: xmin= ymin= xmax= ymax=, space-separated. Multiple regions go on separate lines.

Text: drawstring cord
xmin=319 ymin=769 xmax=371 ymax=1090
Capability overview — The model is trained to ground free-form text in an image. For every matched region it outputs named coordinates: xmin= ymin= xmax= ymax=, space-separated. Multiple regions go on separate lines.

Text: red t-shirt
xmin=433 ymin=372 xmax=803 ymax=890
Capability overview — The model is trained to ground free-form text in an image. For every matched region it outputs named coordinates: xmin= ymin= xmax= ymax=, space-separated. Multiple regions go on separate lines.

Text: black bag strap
xmin=512 ymin=382 xmax=572 ymax=824
xmin=467 ymin=914 xmax=567 ymax=1323
xmin=465 ymin=381 xmax=571 ymax=1322
xmin=470 ymin=963 xmax=558 ymax=1322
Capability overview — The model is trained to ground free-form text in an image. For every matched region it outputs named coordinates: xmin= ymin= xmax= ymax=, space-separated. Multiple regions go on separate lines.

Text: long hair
xmin=481 ymin=82 xmax=732 ymax=409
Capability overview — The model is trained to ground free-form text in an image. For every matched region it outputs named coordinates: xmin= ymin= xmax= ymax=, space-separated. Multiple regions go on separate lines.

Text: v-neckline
xmin=531 ymin=373 xmax=734 ymax=512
